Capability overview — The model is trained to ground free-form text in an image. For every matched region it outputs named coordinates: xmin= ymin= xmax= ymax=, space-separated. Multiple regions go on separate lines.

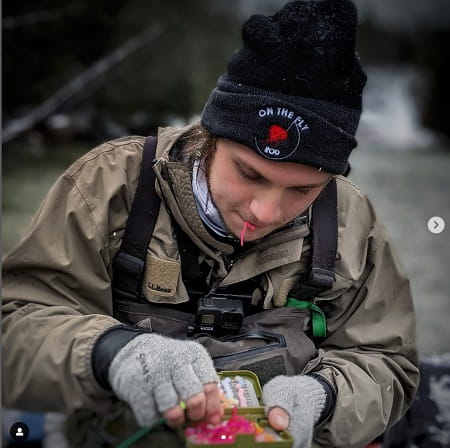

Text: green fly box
xmin=183 ymin=370 xmax=293 ymax=448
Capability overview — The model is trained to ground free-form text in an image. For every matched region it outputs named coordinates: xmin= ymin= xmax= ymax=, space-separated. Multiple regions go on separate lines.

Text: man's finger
xmin=268 ymin=406 xmax=290 ymax=430
xmin=163 ymin=403 xmax=186 ymax=427
xmin=203 ymin=382 xmax=223 ymax=424
xmin=184 ymin=391 xmax=206 ymax=421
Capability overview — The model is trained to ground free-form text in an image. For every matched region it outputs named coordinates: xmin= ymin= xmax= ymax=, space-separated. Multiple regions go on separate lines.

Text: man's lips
xmin=243 ymin=220 xmax=256 ymax=228
xmin=240 ymin=219 xmax=267 ymax=230
xmin=236 ymin=213 xmax=277 ymax=233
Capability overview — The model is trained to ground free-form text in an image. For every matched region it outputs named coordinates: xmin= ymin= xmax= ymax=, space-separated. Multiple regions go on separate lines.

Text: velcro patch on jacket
xmin=144 ymin=255 xmax=179 ymax=297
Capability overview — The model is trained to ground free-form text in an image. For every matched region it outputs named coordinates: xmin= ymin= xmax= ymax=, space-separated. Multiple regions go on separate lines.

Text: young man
xmin=2 ymin=1 xmax=419 ymax=447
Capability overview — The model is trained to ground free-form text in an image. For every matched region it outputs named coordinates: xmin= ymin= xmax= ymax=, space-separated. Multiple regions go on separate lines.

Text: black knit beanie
xmin=201 ymin=0 xmax=367 ymax=174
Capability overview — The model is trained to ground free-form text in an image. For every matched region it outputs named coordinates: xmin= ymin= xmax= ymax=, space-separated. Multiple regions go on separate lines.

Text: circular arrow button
xmin=427 ymin=216 xmax=445 ymax=234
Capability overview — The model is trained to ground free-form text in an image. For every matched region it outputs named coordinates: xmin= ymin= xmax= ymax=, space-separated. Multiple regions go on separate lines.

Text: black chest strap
xmin=112 ymin=136 xmax=160 ymax=300
xmin=290 ymin=178 xmax=338 ymax=299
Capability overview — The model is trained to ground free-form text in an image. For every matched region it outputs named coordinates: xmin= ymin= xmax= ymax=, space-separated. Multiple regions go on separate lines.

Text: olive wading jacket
xmin=2 ymin=125 xmax=419 ymax=447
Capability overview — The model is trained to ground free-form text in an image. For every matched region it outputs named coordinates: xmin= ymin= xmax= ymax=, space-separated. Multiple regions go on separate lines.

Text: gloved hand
xmin=263 ymin=375 xmax=326 ymax=448
xmin=108 ymin=333 xmax=222 ymax=428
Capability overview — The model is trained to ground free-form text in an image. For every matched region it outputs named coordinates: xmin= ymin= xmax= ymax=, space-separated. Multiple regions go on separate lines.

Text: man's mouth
xmin=239 ymin=221 xmax=256 ymax=246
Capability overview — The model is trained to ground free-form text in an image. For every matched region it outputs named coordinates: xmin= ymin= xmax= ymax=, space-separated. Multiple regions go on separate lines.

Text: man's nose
xmin=249 ymin=190 xmax=283 ymax=225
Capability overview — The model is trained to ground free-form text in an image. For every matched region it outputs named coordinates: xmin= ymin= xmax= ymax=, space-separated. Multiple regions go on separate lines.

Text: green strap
xmin=287 ymin=298 xmax=327 ymax=338
xmin=115 ymin=402 xmax=186 ymax=448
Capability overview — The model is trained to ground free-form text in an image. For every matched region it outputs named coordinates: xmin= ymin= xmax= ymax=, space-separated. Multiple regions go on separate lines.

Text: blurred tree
xmin=353 ymin=0 xmax=450 ymax=141
xmin=91 ymin=0 xmax=241 ymax=133
xmin=3 ymin=0 xmax=127 ymax=118
xmin=420 ymin=30 xmax=450 ymax=140
xmin=2 ymin=0 xmax=242 ymax=144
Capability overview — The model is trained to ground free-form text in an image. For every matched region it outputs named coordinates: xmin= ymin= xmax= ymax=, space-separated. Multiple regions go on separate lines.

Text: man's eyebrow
xmin=235 ymin=157 xmax=332 ymax=188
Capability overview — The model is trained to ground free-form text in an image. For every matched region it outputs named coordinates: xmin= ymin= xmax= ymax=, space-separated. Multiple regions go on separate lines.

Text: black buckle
xmin=112 ymin=252 xmax=145 ymax=298
xmin=293 ymin=268 xmax=335 ymax=300
xmin=309 ymin=267 xmax=335 ymax=290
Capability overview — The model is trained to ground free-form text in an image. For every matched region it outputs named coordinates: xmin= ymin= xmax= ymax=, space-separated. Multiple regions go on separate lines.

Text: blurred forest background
xmin=3 ymin=0 xmax=450 ymax=150
xmin=2 ymin=0 xmax=450 ymax=354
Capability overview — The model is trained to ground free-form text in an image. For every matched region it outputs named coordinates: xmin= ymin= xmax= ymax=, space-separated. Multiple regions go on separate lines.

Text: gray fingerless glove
xmin=108 ymin=333 xmax=218 ymax=427
xmin=263 ymin=375 xmax=326 ymax=448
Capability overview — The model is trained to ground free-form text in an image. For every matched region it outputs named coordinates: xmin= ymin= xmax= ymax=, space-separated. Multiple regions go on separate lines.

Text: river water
xmin=2 ymin=143 xmax=450 ymax=354
xmin=349 ymin=144 xmax=450 ymax=354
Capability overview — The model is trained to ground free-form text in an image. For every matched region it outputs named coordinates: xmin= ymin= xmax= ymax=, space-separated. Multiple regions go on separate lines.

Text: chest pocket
xmin=113 ymin=300 xmax=316 ymax=386
xmin=197 ymin=306 xmax=316 ymax=384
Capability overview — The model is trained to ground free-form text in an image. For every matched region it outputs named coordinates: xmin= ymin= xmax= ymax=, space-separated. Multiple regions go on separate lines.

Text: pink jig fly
xmin=240 ymin=221 xmax=256 ymax=246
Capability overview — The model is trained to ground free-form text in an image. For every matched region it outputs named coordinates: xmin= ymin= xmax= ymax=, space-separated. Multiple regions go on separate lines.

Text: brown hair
xmin=177 ymin=123 xmax=216 ymax=163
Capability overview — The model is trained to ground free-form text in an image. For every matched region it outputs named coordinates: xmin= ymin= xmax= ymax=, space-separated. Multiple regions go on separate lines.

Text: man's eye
xmin=239 ymin=167 xmax=260 ymax=181
xmin=293 ymin=187 xmax=312 ymax=196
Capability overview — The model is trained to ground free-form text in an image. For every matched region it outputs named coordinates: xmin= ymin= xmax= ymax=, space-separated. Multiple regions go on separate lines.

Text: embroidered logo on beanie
xmin=255 ymin=107 xmax=310 ymax=160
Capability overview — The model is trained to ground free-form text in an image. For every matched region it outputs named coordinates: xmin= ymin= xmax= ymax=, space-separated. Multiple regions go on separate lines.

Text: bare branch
xmin=2 ymin=4 xmax=84 ymax=29
xmin=2 ymin=24 xmax=165 ymax=143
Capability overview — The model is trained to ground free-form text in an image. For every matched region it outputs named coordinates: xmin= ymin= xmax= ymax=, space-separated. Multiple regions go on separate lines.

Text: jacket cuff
xmin=91 ymin=325 xmax=148 ymax=390
xmin=308 ymin=373 xmax=336 ymax=423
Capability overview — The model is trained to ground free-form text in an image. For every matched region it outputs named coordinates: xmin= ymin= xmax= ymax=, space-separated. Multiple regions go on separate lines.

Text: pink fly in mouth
xmin=240 ymin=221 xmax=256 ymax=246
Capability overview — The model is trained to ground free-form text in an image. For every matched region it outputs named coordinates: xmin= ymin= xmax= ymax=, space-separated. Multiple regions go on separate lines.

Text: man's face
xmin=207 ymin=138 xmax=332 ymax=242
